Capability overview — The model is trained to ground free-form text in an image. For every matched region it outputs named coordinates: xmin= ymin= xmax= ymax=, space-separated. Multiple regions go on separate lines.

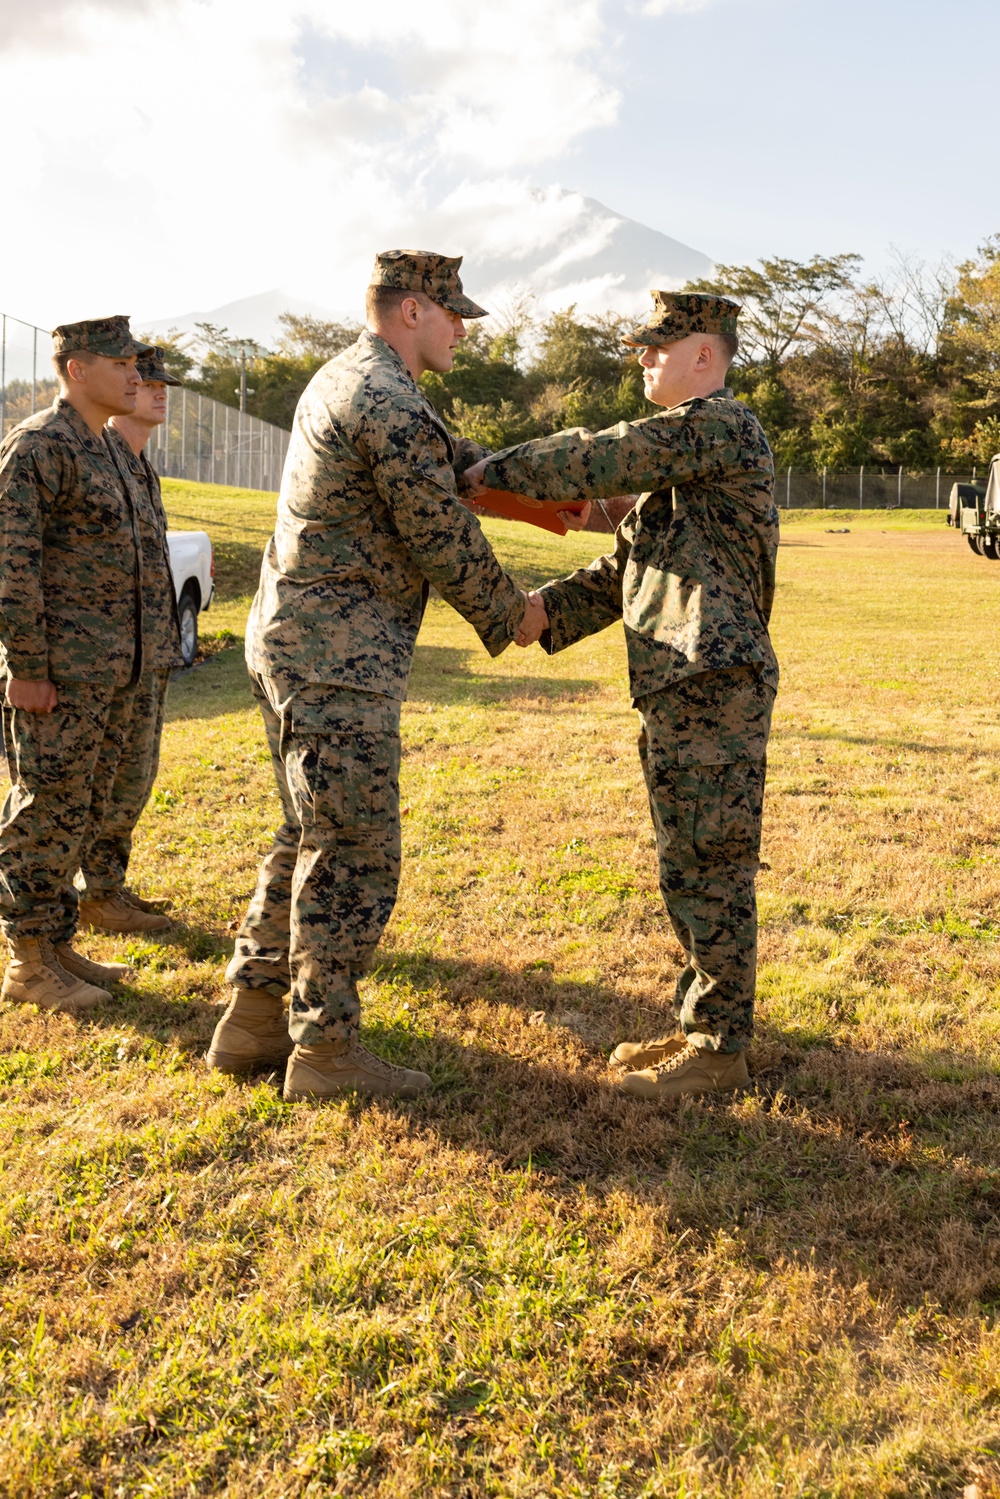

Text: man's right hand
xmin=516 ymin=591 xmax=549 ymax=648
xmin=6 ymin=678 xmax=58 ymax=713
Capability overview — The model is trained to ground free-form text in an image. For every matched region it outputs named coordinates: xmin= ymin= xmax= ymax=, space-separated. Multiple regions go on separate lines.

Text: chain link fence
xmin=149 ymin=386 xmax=289 ymax=492
xmin=775 ymin=466 xmax=984 ymax=510
xmin=1 ymin=310 xmax=290 ymax=492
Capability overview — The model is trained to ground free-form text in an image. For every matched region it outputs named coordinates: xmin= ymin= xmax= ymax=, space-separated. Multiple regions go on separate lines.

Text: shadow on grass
xmin=94 ymin=937 xmax=1000 ymax=1309
xmin=165 ymin=649 xmax=254 ymax=723
xmin=796 ymin=725 xmax=983 ymax=757
xmin=409 ymin=643 xmax=603 ymax=706
xmin=161 ymin=637 xmax=602 ymax=724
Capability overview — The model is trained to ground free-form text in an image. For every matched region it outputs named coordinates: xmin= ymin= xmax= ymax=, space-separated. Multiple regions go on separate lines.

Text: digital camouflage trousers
xmin=79 ymin=667 xmax=171 ymax=896
xmin=226 ymin=670 xmax=402 ymax=1046
xmin=636 ymin=665 xmax=775 ymax=1054
xmin=0 ymin=673 xmax=166 ymax=941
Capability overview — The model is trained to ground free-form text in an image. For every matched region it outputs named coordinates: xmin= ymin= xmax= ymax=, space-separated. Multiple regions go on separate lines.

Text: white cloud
xmin=637 ymin=0 xmax=718 ymax=13
xmin=0 ymin=0 xmax=178 ymax=53
xmin=0 ymin=0 xmax=647 ymax=329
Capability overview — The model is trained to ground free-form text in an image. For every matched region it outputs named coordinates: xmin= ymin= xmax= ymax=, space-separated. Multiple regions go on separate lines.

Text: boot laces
xmin=652 ymin=1041 xmax=700 ymax=1076
xmin=351 ymin=1042 xmax=405 ymax=1080
xmin=38 ymin=938 xmax=79 ymax=989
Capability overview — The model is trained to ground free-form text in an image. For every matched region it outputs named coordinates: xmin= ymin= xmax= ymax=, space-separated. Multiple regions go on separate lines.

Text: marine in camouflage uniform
xmin=0 ymin=315 xmax=165 ymax=1014
xmin=76 ymin=345 xmax=185 ymax=935
xmin=208 ymin=250 xmax=527 ymax=1100
xmin=480 ymin=292 xmax=779 ymax=1099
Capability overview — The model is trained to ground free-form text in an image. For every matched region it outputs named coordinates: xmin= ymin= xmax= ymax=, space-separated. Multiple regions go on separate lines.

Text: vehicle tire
xmin=178 ymin=588 xmax=199 ymax=667
xmin=983 ymin=536 xmax=1000 ymax=561
xmin=968 ymin=535 xmax=983 ymax=555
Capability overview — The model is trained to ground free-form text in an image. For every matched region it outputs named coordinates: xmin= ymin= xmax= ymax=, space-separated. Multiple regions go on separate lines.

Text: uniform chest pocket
xmin=284 ymin=730 xmax=399 ymax=840
xmin=61 ymin=480 xmax=128 ymax=538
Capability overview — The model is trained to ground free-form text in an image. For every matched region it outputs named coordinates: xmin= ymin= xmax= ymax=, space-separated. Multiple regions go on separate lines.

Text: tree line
xmin=150 ymin=236 xmax=1000 ymax=473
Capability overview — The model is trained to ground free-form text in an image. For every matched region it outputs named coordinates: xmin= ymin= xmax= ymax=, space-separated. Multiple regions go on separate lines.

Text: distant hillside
xmin=140 ymin=289 xmax=339 ymax=351
xmin=143 ymin=193 xmax=713 ymax=349
xmin=472 ymin=194 xmax=713 ymax=318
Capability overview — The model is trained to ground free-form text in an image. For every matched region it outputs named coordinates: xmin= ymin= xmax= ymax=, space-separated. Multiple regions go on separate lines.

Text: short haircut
xmin=715 ymin=331 xmax=739 ymax=364
xmin=365 ymin=284 xmax=432 ymax=322
xmin=53 ymin=349 xmax=97 ymax=382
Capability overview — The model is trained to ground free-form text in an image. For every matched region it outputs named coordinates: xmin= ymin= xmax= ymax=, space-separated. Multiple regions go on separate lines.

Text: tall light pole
xmin=232 ymin=342 xmax=255 ymax=413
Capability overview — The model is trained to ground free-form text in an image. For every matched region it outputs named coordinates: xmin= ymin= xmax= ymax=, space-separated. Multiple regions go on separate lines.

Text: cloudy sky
xmin=1 ymin=0 xmax=997 ymax=332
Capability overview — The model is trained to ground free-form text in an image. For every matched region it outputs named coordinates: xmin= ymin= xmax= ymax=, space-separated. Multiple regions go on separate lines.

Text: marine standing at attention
xmin=207 ymin=250 xmax=545 ymax=1102
xmin=0 ymin=316 xmax=157 ymax=1014
xmin=465 ymin=292 xmax=779 ymax=1101
xmin=74 ymin=345 xmax=186 ymax=936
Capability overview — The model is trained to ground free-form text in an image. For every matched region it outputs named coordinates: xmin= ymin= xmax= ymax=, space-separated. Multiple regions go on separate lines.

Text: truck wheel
xmin=968 ymin=535 xmax=984 ymax=555
xmin=178 ymin=589 xmax=199 ymax=667
xmin=983 ymin=536 xmax=1000 ymax=561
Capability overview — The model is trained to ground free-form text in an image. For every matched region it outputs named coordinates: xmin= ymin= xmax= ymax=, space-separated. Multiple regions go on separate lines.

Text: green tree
xmin=187 ymin=316 xmax=361 ymax=428
xmin=687 ymin=253 xmax=861 ymax=372
xmin=137 ymin=329 xmax=197 ymax=382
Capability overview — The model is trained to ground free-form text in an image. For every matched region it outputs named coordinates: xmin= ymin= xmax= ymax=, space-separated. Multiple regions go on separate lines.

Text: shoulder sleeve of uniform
xmin=482 ymin=396 xmax=764 ymax=501
xmin=0 ymin=435 xmax=59 ymax=679
xmin=361 ymin=395 xmax=526 ymax=655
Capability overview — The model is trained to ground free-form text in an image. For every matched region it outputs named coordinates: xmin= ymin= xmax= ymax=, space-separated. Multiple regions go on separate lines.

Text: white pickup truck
xmin=166 ymin=531 xmax=214 ymax=667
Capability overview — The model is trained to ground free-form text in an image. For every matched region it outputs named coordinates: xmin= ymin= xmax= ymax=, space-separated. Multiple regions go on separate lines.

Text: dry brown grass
xmin=2 ymin=490 xmax=1000 ymax=1496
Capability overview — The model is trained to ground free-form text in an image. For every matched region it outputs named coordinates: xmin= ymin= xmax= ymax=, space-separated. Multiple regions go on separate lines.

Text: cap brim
xmin=621 ymin=325 xmax=682 ymax=348
xmin=441 ymin=294 xmax=488 ymax=319
xmin=142 ymin=371 xmax=183 ymax=386
xmin=125 ymin=338 xmax=157 ymax=357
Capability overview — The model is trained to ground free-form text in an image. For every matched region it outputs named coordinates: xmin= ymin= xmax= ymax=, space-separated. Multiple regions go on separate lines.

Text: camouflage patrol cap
xmin=370 ymin=249 xmax=488 ymax=319
xmin=137 ymin=345 xmax=182 ymax=386
xmin=51 ymin=314 xmax=154 ymax=359
xmin=622 ymin=291 xmax=741 ymax=347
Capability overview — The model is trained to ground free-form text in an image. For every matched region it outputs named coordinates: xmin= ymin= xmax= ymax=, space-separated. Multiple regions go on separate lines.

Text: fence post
xmin=822 ymin=467 xmax=826 ymax=508
xmin=31 ymin=325 xmax=37 ymax=415
xmin=859 ymin=465 xmax=864 ymax=510
xmin=936 ymin=466 xmax=941 ymax=508
xmin=180 ymin=389 xmax=187 ymax=479
xmin=897 ymin=466 xmax=902 ymax=507
xmin=163 ymin=387 xmax=171 ymax=476
xmin=786 ymin=466 xmax=791 ymax=508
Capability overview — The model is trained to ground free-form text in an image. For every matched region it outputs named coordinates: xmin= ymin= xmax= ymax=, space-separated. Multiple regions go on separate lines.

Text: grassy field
xmin=2 ymin=481 xmax=1000 ymax=1497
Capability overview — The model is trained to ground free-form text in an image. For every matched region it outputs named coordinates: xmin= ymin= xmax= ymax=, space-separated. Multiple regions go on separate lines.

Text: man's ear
xmin=399 ymin=296 xmax=422 ymax=330
xmin=695 ymin=341 xmax=714 ymax=370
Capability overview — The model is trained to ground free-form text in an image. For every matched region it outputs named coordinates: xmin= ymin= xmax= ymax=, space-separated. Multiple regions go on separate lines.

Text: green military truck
xmin=948 ymin=455 xmax=1000 ymax=560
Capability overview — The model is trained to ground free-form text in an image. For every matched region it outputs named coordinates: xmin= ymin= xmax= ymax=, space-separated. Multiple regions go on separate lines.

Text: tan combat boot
xmin=611 ymin=1032 xmax=687 ymax=1070
xmin=78 ymin=891 xmax=172 ymax=935
xmin=54 ymin=942 xmax=131 ymax=985
xmin=1 ymin=936 xmax=110 ymax=1013
xmin=618 ymin=1040 xmax=749 ymax=1101
xmin=122 ymin=888 xmax=173 ymax=915
xmin=205 ymin=989 xmax=294 ymax=1075
xmin=283 ymin=1040 xmax=430 ymax=1102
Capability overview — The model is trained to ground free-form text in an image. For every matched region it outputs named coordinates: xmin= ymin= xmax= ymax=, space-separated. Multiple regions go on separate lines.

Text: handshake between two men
xmin=462 ymin=455 xmax=569 ymax=651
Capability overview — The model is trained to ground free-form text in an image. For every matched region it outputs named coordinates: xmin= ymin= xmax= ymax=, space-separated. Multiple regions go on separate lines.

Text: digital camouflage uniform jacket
xmin=246 ymin=330 xmax=525 ymax=698
xmin=0 ymin=399 xmax=167 ymax=684
xmin=105 ymin=432 xmax=183 ymax=670
xmin=483 ymin=388 xmax=779 ymax=703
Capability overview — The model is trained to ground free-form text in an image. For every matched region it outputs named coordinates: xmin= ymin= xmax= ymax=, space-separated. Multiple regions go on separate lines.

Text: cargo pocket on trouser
xmin=284 ymin=728 xmax=403 ymax=1046
xmin=674 ymin=759 xmax=766 ymax=1052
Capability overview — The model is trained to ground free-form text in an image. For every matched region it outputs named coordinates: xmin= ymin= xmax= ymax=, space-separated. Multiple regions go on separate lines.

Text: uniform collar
xmin=55 ymin=396 xmax=110 ymax=453
xmin=359 ymin=328 xmax=416 ymax=385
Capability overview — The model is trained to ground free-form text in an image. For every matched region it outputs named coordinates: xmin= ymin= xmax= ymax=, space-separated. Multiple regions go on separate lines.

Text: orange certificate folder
xmin=475 ymin=488 xmax=587 ymax=536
